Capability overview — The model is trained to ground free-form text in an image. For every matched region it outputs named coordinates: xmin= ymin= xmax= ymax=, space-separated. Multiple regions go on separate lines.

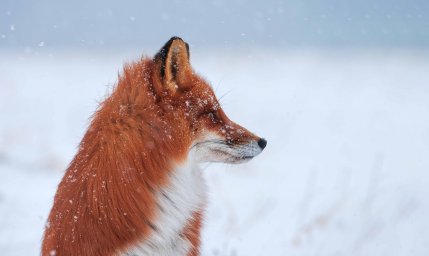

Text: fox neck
xmin=122 ymin=158 xmax=206 ymax=255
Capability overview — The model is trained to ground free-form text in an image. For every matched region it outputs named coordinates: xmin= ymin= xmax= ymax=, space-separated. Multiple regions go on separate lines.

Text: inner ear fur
xmin=153 ymin=37 xmax=193 ymax=94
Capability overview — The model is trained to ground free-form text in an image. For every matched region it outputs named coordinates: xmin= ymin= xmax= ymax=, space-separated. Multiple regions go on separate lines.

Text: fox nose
xmin=257 ymin=138 xmax=267 ymax=150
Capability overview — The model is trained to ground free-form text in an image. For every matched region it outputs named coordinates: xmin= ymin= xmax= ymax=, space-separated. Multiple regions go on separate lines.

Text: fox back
xmin=42 ymin=37 xmax=266 ymax=256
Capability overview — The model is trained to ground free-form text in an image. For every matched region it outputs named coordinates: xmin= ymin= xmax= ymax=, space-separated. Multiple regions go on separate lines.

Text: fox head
xmin=147 ymin=37 xmax=266 ymax=164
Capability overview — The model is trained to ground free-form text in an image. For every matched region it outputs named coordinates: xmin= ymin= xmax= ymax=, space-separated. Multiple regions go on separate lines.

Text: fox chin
xmin=41 ymin=36 xmax=266 ymax=256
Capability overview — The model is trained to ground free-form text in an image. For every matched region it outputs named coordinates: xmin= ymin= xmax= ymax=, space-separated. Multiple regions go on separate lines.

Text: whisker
xmin=218 ymin=89 xmax=233 ymax=105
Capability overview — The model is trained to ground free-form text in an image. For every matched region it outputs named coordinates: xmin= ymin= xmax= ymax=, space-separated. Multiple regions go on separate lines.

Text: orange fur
xmin=42 ymin=37 xmax=264 ymax=256
xmin=183 ymin=211 xmax=203 ymax=256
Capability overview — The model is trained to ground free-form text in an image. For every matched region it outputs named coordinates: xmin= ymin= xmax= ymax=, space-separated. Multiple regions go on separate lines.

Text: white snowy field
xmin=0 ymin=49 xmax=429 ymax=256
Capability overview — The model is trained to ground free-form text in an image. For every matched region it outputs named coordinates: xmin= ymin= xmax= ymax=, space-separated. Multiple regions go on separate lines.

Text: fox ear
xmin=153 ymin=37 xmax=192 ymax=93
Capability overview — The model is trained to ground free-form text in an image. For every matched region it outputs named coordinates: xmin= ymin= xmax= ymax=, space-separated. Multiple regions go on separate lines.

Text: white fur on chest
xmin=122 ymin=159 xmax=206 ymax=256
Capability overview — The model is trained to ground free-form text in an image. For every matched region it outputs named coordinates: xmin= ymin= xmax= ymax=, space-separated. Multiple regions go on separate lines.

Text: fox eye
xmin=207 ymin=111 xmax=220 ymax=122
xmin=197 ymin=109 xmax=220 ymax=123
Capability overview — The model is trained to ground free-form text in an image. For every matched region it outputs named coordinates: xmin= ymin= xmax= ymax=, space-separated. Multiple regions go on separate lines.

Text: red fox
xmin=42 ymin=37 xmax=266 ymax=256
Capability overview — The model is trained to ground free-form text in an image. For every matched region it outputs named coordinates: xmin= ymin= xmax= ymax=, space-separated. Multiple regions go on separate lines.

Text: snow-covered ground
xmin=1 ymin=49 xmax=428 ymax=255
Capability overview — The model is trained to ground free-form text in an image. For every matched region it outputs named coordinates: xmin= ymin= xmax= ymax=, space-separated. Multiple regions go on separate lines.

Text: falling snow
xmin=1 ymin=1 xmax=429 ymax=255
xmin=0 ymin=51 xmax=428 ymax=255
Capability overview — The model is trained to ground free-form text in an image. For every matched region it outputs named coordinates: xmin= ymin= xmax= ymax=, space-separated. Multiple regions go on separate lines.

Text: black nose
xmin=257 ymin=138 xmax=267 ymax=149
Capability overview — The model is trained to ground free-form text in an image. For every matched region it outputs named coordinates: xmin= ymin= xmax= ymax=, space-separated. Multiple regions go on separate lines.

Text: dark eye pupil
xmin=208 ymin=111 xmax=218 ymax=121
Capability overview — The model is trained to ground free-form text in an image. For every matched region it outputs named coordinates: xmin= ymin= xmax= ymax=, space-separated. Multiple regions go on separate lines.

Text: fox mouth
xmin=232 ymin=155 xmax=254 ymax=164
xmin=193 ymin=139 xmax=262 ymax=164
xmin=211 ymin=148 xmax=255 ymax=163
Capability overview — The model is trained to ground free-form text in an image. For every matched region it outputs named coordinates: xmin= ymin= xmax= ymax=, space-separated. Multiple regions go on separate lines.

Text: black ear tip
xmin=163 ymin=36 xmax=190 ymax=59
xmin=156 ymin=37 xmax=187 ymax=56
xmin=155 ymin=37 xmax=184 ymax=60
xmin=166 ymin=36 xmax=186 ymax=46
xmin=169 ymin=36 xmax=184 ymax=42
